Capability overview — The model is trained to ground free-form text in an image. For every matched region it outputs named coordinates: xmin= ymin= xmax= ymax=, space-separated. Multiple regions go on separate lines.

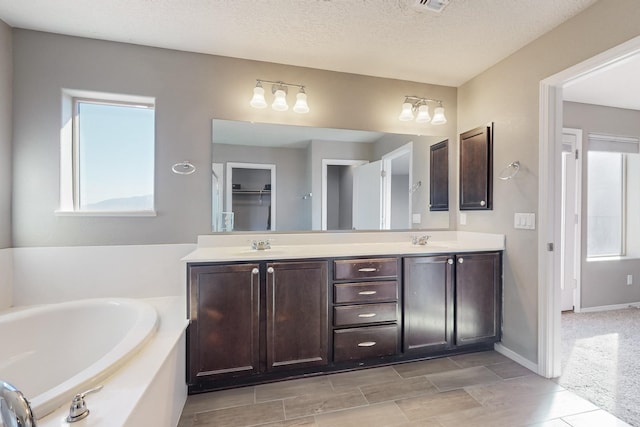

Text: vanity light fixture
xmin=398 ymin=96 xmax=447 ymax=125
xmin=250 ymin=79 xmax=309 ymax=113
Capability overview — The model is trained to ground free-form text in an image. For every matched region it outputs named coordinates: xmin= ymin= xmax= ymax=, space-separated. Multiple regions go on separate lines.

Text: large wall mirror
xmin=212 ymin=119 xmax=450 ymax=233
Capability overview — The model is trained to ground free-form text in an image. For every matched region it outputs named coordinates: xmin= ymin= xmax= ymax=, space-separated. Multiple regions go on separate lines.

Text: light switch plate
xmin=412 ymin=213 xmax=421 ymax=224
xmin=514 ymin=213 xmax=536 ymax=230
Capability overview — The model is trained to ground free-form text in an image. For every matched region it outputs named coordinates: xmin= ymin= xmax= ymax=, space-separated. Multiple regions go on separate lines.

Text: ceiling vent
xmin=412 ymin=0 xmax=451 ymax=13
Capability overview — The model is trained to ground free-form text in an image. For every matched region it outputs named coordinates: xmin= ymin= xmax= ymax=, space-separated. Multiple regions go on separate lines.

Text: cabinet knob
xmin=357 ymin=341 xmax=377 ymax=347
xmin=480 ymin=200 xmax=486 ymax=206
xmin=458 ymin=258 xmax=464 ymax=264
xmin=251 ymin=268 xmax=259 ymax=275
xmin=447 ymin=259 xmax=453 ymax=265
xmin=267 ymin=266 xmax=275 ymax=274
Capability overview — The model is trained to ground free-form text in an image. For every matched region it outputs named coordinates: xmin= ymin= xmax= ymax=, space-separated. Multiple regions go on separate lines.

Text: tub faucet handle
xmin=66 ymin=385 xmax=103 ymax=423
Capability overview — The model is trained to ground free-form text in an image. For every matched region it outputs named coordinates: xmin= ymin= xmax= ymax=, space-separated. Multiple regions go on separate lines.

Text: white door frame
xmin=381 ymin=142 xmax=413 ymax=229
xmin=321 ymin=159 xmax=367 ymax=230
xmin=538 ymin=35 xmax=640 ymax=378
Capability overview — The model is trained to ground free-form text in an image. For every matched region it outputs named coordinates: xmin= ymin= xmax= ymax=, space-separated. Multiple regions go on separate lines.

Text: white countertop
xmin=182 ymin=231 xmax=505 ymax=263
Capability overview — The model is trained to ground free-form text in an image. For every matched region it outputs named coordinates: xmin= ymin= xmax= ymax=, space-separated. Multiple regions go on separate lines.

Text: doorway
xmin=321 ymin=159 xmax=367 ymax=230
xmin=539 ymin=35 xmax=640 ymax=378
xmin=225 ymin=162 xmax=276 ymax=231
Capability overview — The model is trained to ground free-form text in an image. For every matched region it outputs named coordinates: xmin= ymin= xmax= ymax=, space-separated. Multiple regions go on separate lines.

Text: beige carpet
xmin=558 ymin=308 xmax=640 ymax=426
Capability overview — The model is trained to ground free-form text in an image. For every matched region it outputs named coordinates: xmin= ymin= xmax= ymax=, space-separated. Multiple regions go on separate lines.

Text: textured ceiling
xmin=0 ymin=0 xmax=599 ymax=86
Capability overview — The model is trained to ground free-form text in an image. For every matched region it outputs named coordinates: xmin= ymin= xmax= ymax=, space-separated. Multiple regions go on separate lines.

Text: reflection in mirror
xmin=212 ymin=119 xmax=449 ymax=233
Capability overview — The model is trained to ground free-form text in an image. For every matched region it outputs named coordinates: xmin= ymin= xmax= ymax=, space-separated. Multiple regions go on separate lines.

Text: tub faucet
xmin=66 ymin=385 xmax=103 ymax=423
xmin=0 ymin=380 xmax=36 ymax=427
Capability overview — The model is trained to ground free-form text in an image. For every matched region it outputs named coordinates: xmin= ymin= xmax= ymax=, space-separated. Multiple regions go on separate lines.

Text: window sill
xmin=586 ymin=255 xmax=640 ymax=262
xmin=55 ymin=210 xmax=157 ymax=217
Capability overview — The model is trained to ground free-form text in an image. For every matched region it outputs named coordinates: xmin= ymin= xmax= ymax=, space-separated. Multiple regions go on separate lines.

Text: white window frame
xmin=58 ymin=89 xmax=156 ymax=216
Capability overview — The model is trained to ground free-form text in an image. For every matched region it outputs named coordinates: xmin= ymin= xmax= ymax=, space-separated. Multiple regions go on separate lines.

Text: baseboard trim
xmin=579 ymin=302 xmax=640 ymax=313
xmin=494 ymin=343 xmax=539 ymax=373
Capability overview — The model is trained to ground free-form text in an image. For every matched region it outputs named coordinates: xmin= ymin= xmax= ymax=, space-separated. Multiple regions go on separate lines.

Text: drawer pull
xmin=358 ymin=267 xmax=378 ymax=272
xmin=357 ymin=313 xmax=377 ymax=318
xmin=358 ymin=290 xmax=377 ymax=295
xmin=358 ymin=341 xmax=377 ymax=347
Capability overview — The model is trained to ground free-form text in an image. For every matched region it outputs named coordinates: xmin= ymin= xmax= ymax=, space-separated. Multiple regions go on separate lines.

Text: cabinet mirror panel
xmin=212 ymin=119 xmax=450 ymax=232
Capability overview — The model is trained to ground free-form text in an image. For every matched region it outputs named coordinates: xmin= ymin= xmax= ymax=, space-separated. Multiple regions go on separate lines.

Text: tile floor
xmin=178 ymin=351 xmax=631 ymax=427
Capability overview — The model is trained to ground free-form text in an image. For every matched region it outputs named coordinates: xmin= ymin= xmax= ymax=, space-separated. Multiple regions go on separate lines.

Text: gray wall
xmin=11 ymin=29 xmax=457 ymax=247
xmin=564 ymin=101 xmax=640 ymax=308
xmin=0 ymin=20 xmax=11 ymax=249
xmin=458 ymin=0 xmax=640 ymax=363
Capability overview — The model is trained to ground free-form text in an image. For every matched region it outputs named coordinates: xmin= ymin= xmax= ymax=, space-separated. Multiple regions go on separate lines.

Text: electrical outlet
xmin=627 ymin=274 xmax=633 ymax=286
xmin=460 ymin=213 xmax=467 ymax=225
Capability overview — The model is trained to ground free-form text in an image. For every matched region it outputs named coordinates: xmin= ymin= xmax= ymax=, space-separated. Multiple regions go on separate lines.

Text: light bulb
xmin=249 ymin=85 xmax=267 ymax=109
xmin=398 ymin=102 xmax=414 ymax=121
xmin=271 ymin=89 xmax=289 ymax=111
xmin=415 ymin=105 xmax=431 ymax=123
xmin=293 ymin=90 xmax=309 ymax=114
xmin=431 ymin=106 xmax=447 ymax=125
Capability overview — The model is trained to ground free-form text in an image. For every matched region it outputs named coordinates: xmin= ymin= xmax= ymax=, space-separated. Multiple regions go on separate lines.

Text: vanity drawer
xmin=333 ymin=303 xmax=398 ymax=327
xmin=333 ymin=325 xmax=398 ymax=362
xmin=334 ymin=258 xmax=398 ymax=280
xmin=334 ymin=281 xmax=399 ymax=304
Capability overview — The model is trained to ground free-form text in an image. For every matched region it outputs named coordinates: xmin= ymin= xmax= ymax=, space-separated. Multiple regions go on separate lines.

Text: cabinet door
xmin=187 ymin=263 xmax=260 ymax=383
xmin=455 ymin=252 xmax=501 ymax=345
xmin=266 ymin=261 xmax=329 ymax=371
xmin=403 ymin=256 xmax=454 ymax=354
xmin=459 ymin=124 xmax=493 ymax=210
xmin=429 ymin=140 xmax=449 ymax=211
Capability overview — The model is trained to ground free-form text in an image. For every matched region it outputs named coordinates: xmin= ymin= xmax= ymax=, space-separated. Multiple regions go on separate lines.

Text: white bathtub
xmin=0 ymin=298 xmax=158 ymax=420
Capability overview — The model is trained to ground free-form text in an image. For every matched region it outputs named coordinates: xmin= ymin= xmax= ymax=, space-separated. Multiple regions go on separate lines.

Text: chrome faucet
xmin=0 ymin=380 xmax=36 ymax=427
xmin=251 ymin=239 xmax=271 ymax=250
xmin=412 ymin=235 xmax=431 ymax=245
xmin=66 ymin=385 xmax=103 ymax=423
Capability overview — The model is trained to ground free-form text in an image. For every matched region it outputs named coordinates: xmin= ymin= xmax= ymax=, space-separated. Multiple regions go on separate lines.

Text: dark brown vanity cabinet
xmin=455 ymin=252 xmax=501 ymax=346
xmin=187 ymin=263 xmax=260 ymax=383
xmin=266 ymin=261 xmax=329 ymax=371
xmin=429 ymin=140 xmax=449 ymax=211
xmin=403 ymin=255 xmax=454 ymax=354
xmin=187 ymin=260 xmax=328 ymax=388
xmin=459 ymin=124 xmax=493 ymax=210
xmin=187 ymin=251 xmax=501 ymax=393
xmin=332 ymin=258 xmax=401 ymax=362
xmin=403 ymin=251 xmax=501 ymax=355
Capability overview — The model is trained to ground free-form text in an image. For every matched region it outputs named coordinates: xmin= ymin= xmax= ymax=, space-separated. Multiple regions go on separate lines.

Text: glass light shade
xmin=293 ymin=91 xmax=309 ymax=114
xmin=249 ymin=86 xmax=268 ymax=109
xmin=271 ymin=89 xmax=289 ymax=111
xmin=431 ymin=106 xmax=447 ymax=125
xmin=398 ymin=102 xmax=414 ymax=121
xmin=415 ymin=105 xmax=431 ymax=123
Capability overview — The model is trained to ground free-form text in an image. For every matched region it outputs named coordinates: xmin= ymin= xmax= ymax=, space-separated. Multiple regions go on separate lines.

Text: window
xmin=586 ymin=133 xmax=640 ymax=259
xmin=587 ymin=151 xmax=624 ymax=257
xmin=60 ymin=90 xmax=155 ymax=215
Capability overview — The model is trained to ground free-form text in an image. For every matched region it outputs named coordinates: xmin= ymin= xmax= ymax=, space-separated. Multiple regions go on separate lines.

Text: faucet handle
xmin=66 ymin=385 xmax=103 ymax=423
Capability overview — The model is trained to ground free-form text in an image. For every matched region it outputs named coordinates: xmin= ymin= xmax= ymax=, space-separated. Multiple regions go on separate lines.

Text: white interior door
xmin=352 ymin=160 xmax=382 ymax=230
xmin=560 ymin=128 xmax=582 ymax=312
